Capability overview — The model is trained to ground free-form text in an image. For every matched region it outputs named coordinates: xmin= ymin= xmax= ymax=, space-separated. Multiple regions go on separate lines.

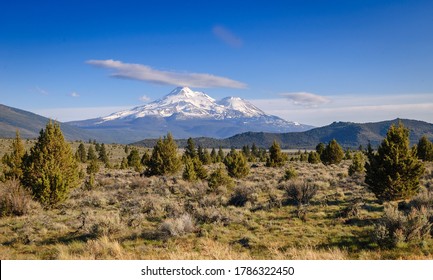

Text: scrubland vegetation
xmin=1 ymin=123 xmax=433 ymax=260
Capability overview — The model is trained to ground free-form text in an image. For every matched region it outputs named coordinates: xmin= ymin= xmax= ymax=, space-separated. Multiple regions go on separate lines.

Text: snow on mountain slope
xmin=99 ymin=87 xmax=269 ymax=122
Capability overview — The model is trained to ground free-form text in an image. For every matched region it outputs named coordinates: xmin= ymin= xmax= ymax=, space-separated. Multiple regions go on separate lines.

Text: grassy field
xmin=1 ymin=139 xmax=433 ymax=260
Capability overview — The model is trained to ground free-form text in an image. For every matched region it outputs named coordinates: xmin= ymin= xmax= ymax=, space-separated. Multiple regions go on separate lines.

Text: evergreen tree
xmin=193 ymin=156 xmax=208 ymax=179
xmin=251 ymin=143 xmax=259 ymax=158
xmin=320 ymin=139 xmax=344 ymax=165
xmin=21 ymin=121 xmax=79 ymax=206
xmin=210 ymin=148 xmax=218 ymax=163
xmin=182 ymin=157 xmax=197 ymax=181
xmin=199 ymin=148 xmax=212 ymax=165
xmin=98 ymin=143 xmax=109 ymax=165
xmin=224 ymin=149 xmax=249 ymax=178
xmin=95 ymin=142 xmax=101 ymax=152
xmin=2 ymin=130 xmax=25 ymax=180
xmin=75 ymin=143 xmax=87 ymax=163
xmin=208 ymin=164 xmax=234 ymax=190
xmin=307 ymin=151 xmax=321 ymax=164
xmin=86 ymin=159 xmax=100 ymax=175
xmin=141 ymin=150 xmax=150 ymax=166
xmin=127 ymin=149 xmax=142 ymax=172
xmin=87 ymin=145 xmax=97 ymax=161
xmin=266 ymin=140 xmax=287 ymax=167
xmin=316 ymin=143 xmax=325 ymax=155
xmin=217 ymin=147 xmax=225 ymax=163
xmin=416 ymin=135 xmax=433 ymax=161
xmin=348 ymin=152 xmax=365 ymax=176
xmin=120 ymin=157 xmax=128 ymax=169
xmin=183 ymin=137 xmax=197 ymax=159
xmin=145 ymin=133 xmax=181 ymax=176
xmin=365 ymin=123 xmax=425 ymax=201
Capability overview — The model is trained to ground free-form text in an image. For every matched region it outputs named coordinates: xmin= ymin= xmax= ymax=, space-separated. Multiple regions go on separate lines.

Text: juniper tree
xmin=307 ymin=151 xmax=321 ymax=164
xmin=145 ymin=133 xmax=181 ymax=176
xmin=320 ymin=139 xmax=344 ymax=165
xmin=182 ymin=157 xmax=197 ymax=181
xmin=21 ymin=121 xmax=79 ymax=206
xmin=75 ymin=143 xmax=87 ymax=163
xmin=183 ymin=137 xmax=197 ymax=159
xmin=266 ymin=140 xmax=287 ymax=167
xmin=217 ymin=147 xmax=225 ymax=162
xmin=2 ymin=130 xmax=25 ymax=180
xmin=224 ymin=149 xmax=249 ymax=178
xmin=87 ymin=145 xmax=97 ymax=161
xmin=365 ymin=123 xmax=425 ymax=201
xmin=316 ymin=143 xmax=325 ymax=155
xmin=416 ymin=135 xmax=433 ymax=161
xmin=348 ymin=152 xmax=365 ymax=176
xmin=210 ymin=148 xmax=218 ymax=163
xmin=98 ymin=143 xmax=109 ymax=165
xmin=127 ymin=149 xmax=142 ymax=172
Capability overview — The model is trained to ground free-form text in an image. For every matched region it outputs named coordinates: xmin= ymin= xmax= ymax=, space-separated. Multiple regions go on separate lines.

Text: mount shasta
xmin=68 ymin=87 xmax=312 ymax=143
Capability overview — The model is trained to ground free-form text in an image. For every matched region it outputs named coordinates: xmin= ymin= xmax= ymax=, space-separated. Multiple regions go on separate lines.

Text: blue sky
xmin=1 ymin=0 xmax=432 ymax=126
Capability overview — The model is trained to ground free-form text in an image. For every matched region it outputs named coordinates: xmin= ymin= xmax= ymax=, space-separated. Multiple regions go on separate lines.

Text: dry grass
xmin=1 ymin=141 xmax=433 ymax=260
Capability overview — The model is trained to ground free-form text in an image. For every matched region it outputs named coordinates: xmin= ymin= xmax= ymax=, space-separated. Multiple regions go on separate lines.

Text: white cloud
xmin=35 ymin=86 xmax=48 ymax=95
xmin=281 ymin=92 xmax=331 ymax=107
xmin=139 ymin=95 xmax=151 ymax=102
xmin=87 ymin=59 xmax=247 ymax=89
xmin=70 ymin=92 xmax=80 ymax=98
xmin=212 ymin=25 xmax=243 ymax=48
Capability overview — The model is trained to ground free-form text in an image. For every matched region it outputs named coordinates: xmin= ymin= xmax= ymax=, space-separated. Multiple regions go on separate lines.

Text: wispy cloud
xmin=139 ymin=95 xmax=150 ymax=102
xmin=86 ymin=59 xmax=247 ymax=89
xmin=70 ymin=92 xmax=80 ymax=98
xmin=281 ymin=92 xmax=331 ymax=107
xmin=35 ymin=86 xmax=48 ymax=95
xmin=251 ymin=93 xmax=433 ymax=126
xmin=212 ymin=25 xmax=243 ymax=48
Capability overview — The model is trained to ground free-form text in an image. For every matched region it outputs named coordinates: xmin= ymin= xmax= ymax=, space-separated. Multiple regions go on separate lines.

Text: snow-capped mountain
xmin=68 ymin=87 xmax=313 ymax=143
xmin=99 ymin=87 xmax=266 ymax=122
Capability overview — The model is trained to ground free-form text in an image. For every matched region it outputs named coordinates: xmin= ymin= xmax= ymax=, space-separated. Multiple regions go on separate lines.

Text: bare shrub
xmin=0 ymin=180 xmax=39 ymax=217
xmin=228 ymin=185 xmax=258 ymax=207
xmin=193 ymin=206 xmax=231 ymax=225
xmin=85 ymin=212 xmax=122 ymax=238
xmin=283 ymin=180 xmax=318 ymax=206
xmin=159 ymin=214 xmax=196 ymax=237
xmin=372 ymin=205 xmax=432 ymax=248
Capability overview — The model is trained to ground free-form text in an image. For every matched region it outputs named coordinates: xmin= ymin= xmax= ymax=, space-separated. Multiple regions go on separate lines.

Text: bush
xmin=207 ymin=165 xmax=234 ymax=190
xmin=0 ymin=180 xmax=37 ymax=217
xmin=283 ymin=180 xmax=318 ymax=206
xmin=307 ymin=151 xmax=321 ymax=164
xmin=228 ymin=185 xmax=258 ymax=207
xmin=365 ymin=123 xmax=425 ymax=201
xmin=281 ymin=167 xmax=298 ymax=181
xmin=372 ymin=205 xmax=432 ymax=248
xmin=159 ymin=214 xmax=196 ymax=237
xmin=348 ymin=152 xmax=365 ymax=176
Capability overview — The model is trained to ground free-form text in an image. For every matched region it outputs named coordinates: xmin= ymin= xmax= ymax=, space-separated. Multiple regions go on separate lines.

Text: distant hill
xmin=132 ymin=119 xmax=433 ymax=149
xmin=0 ymin=104 xmax=98 ymax=141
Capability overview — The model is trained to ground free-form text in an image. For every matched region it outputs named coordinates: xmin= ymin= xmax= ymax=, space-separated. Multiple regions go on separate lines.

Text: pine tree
xmin=307 ymin=151 xmax=321 ymax=164
xmin=210 ymin=148 xmax=218 ymax=163
xmin=224 ymin=149 xmax=249 ymax=178
xmin=416 ymin=135 xmax=433 ymax=161
xmin=320 ymin=139 xmax=344 ymax=165
xmin=183 ymin=137 xmax=197 ymax=159
xmin=2 ymin=130 xmax=25 ymax=180
xmin=98 ymin=143 xmax=109 ymax=165
xmin=21 ymin=121 xmax=79 ymax=206
xmin=266 ymin=140 xmax=287 ymax=167
xmin=127 ymin=149 xmax=142 ymax=172
xmin=87 ymin=145 xmax=97 ymax=161
xmin=365 ymin=123 xmax=425 ymax=201
xmin=348 ymin=152 xmax=365 ymax=176
xmin=316 ymin=143 xmax=325 ymax=155
xmin=199 ymin=147 xmax=212 ymax=165
xmin=75 ymin=143 xmax=87 ymax=163
xmin=86 ymin=159 xmax=100 ymax=175
xmin=217 ymin=147 xmax=225 ymax=163
xmin=182 ymin=157 xmax=197 ymax=181
xmin=145 ymin=133 xmax=181 ymax=176
xmin=193 ymin=156 xmax=208 ymax=179
xmin=208 ymin=164 xmax=234 ymax=190
xmin=251 ymin=143 xmax=259 ymax=157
